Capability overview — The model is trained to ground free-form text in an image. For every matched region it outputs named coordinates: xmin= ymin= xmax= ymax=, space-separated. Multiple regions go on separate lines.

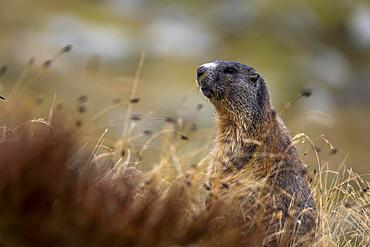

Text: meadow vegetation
xmin=0 ymin=49 xmax=369 ymax=246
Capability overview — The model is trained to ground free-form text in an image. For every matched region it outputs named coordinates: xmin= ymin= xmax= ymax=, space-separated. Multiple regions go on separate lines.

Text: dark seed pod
xmin=180 ymin=134 xmax=189 ymax=141
xmin=190 ymin=123 xmax=198 ymax=132
xmin=186 ymin=180 xmax=191 ymax=187
xmin=302 ymin=88 xmax=313 ymax=97
xmin=165 ymin=117 xmax=174 ymax=123
xmin=203 ymin=182 xmax=211 ymax=190
xmin=42 ymin=60 xmax=52 ymax=68
xmin=196 ymin=103 xmax=204 ymax=111
xmin=78 ymin=105 xmax=87 ymax=113
xmin=143 ymin=130 xmax=153 ymax=136
xmin=131 ymin=115 xmax=141 ymax=121
xmin=5 ymin=130 xmax=12 ymax=139
xmin=28 ymin=58 xmax=35 ymax=66
xmin=130 ymin=97 xmax=140 ymax=103
xmin=62 ymin=45 xmax=73 ymax=53
xmin=0 ymin=65 xmax=7 ymax=76
xmin=221 ymin=183 xmax=229 ymax=189
xmin=78 ymin=95 xmax=88 ymax=104
xmin=75 ymin=120 xmax=82 ymax=127
xmin=36 ymin=95 xmax=43 ymax=105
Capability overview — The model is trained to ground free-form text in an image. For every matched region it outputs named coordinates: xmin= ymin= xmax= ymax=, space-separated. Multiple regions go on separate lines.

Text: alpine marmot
xmin=196 ymin=61 xmax=318 ymax=246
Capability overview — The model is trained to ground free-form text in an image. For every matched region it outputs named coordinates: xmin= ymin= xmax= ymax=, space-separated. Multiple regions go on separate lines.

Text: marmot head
xmin=196 ymin=61 xmax=272 ymax=121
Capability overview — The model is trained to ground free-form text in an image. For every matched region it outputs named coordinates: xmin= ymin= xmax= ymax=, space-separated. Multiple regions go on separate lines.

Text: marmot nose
xmin=196 ymin=66 xmax=207 ymax=81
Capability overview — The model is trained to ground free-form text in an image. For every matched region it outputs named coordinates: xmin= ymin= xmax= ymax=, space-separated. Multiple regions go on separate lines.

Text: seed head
xmin=165 ymin=117 xmax=175 ymax=123
xmin=62 ymin=45 xmax=73 ymax=53
xmin=5 ymin=130 xmax=12 ymax=139
xmin=130 ymin=97 xmax=140 ymax=103
xmin=203 ymin=182 xmax=211 ymax=191
xmin=180 ymin=134 xmax=189 ymax=141
xmin=330 ymin=147 xmax=338 ymax=155
xmin=28 ymin=58 xmax=35 ymax=66
xmin=190 ymin=123 xmax=198 ymax=132
xmin=143 ymin=130 xmax=153 ymax=136
xmin=78 ymin=105 xmax=87 ymax=113
xmin=0 ymin=65 xmax=7 ymax=76
xmin=221 ymin=183 xmax=229 ymax=189
xmin=302 ymin=88 xmax=313 ymax=98
xmin=75 ymin=120 xmax=82 ymax=128
xmin=131 ymin=114 xmax=141 ymax=121
xmin=42 ymin=59 xmax=52 ymax=68
xmin=36 ymin=95 xmax=43 ymax=105
xmin=78 ymin=95 xmax=88 ymax=104
xmin=196 ymin=103 xmax=203 ymax=111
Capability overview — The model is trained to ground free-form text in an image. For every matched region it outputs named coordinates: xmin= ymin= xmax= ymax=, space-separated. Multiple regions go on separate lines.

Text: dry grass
xmin=0 ymin=48 xmax=369 ymax=246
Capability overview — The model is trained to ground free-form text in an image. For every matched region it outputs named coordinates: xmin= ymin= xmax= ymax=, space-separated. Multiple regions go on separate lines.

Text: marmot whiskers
xmin=196 ymin=61 xmax=318 ymax=246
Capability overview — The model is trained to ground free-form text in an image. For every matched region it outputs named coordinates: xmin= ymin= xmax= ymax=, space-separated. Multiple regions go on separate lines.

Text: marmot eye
xmin=223 ymin=67 xmax=238 ymax=74
xmin=250 ymin=74 xmax=260 ymax=84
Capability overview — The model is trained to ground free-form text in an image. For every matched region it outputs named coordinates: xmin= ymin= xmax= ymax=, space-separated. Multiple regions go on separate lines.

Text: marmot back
xmin=196 ymin=61 xmax=318 ymax=246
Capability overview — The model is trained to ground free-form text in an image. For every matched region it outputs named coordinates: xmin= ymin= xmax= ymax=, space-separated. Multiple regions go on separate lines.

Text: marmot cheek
xmin=200 ymin=86 xmax=214 ymax=98
xmin=215 ymin=90 xmax=225 ymax=100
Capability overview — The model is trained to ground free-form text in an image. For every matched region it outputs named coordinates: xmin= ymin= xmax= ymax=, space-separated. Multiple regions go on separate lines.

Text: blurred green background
xmin=0 ymin=0 xmax=369 ymax=173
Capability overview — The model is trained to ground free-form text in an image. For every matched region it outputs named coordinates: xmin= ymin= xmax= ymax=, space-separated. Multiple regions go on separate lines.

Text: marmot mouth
xmin=200 ymin=86 xmax=213 ymax=98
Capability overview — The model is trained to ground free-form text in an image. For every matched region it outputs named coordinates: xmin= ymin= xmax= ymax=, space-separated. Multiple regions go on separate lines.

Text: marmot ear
xmin=250 ymin=74 xmax=260 ymax=85
xmin=223 ymin=66 xmax=238 ymax=74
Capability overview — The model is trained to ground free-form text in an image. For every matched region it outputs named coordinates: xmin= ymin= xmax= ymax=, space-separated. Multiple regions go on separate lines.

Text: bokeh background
xmin=0 ymin=0 xmax=369 ymax=174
